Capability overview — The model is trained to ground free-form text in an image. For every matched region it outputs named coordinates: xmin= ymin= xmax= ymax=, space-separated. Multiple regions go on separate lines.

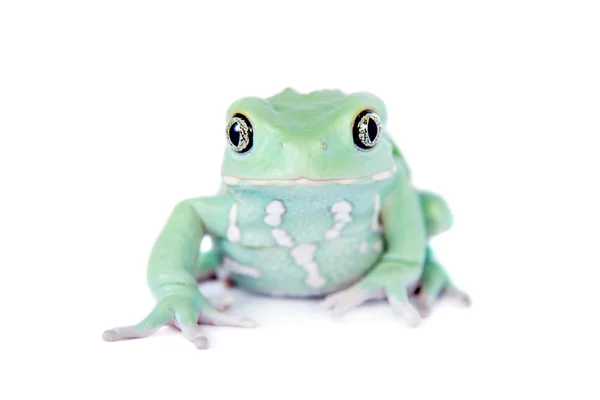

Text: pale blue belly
xmin=219 ymin=233 xmax=383 ymax=297
xmin=214 ymin=181 xmax=394 ymax=297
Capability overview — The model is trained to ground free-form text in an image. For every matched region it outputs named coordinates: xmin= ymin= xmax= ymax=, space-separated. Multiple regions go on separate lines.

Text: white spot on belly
xmin=262 ymin=199 xmax=326 ymax=289
xmin=371 ymin=193 xmax=381 ymax=232
xmin=264 ymin=199 xmax=286 ymax=227
xmin=291 ymin=243 xmax=316 ymax=264
xmin=290 ymin=243 xmax=327 ymax=288
xmin=226 ymin=203 xmax=241 ymax=242
xmin=325 ymin=200 xmax=353 ymax=240
xmin=324 ymin=229 xmax=340 ymax=240
xmin=222 ymin=257 xmax=260 ymax=278
xmin=272 ymin=228 xmax=294 ymax=247
xmin=264 ymin=214 xmax=281 ymax=227
xmin=359 ymin=241 xmax=368 ymax=253
xmin=264 ymin=200 xmax=295 ymax=247
xmin=266 ymin=199 xmax=285 ymax=214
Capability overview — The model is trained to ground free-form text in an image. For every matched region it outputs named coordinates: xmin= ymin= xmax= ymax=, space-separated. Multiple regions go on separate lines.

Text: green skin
xmin=102 ymin=88 xmax=469 ymax=349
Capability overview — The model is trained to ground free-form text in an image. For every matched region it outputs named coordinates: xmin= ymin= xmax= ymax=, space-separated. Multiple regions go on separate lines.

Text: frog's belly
xmin=218 ymin=234 xmax=384 ymax=297
xmin=213 ymin=181 xmax=393 ymax=297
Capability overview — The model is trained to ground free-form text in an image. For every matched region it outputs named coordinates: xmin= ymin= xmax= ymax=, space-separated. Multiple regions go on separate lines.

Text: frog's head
xmin=220 ymin=88 xmax=396 ymax=187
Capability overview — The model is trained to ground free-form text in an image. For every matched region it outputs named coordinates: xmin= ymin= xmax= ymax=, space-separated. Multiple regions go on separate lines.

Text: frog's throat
xmin=222 ymin=165 xmax=396 ymax=187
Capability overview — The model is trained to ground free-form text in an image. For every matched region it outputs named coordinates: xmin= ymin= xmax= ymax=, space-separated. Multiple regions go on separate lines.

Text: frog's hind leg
xmin=417 ymin=192 xmax=470 ymax=316
xmin=415 ymin=248 xmax=471 ymax=317
xmin=419 ymin=190 xmax=453 ymax=237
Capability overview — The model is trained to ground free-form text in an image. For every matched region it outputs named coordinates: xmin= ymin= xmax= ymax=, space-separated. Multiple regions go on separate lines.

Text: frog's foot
xmin=167 ymin=294 xmax=236 ymax=329
xmin=321 ymin=261 xmax=423 ymax=327
xmin=102 ymin=290 xmax=255 ymax=349
xmin=322 ymin=285 xmax=422 ymax=327
xmin=416 ymin=259 xmax=471 ymax=318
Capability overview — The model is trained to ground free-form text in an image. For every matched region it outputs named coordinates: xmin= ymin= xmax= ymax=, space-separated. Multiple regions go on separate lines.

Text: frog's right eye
xmin=226 ymin=113 xmax=253 ymax=153
xmin=352 ymin=109 xmax=382 ymax=150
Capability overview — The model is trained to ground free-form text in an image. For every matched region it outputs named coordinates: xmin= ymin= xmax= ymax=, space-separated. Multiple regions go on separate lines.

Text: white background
xmin=1 ymin=1 xmax=599 ymax=399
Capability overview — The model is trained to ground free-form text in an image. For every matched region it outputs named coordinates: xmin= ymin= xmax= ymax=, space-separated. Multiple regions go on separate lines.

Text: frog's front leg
xmin=102 ymin=195 xmax=256 ymax=349
xmin=322 ymin=173 xmax=427 ymax=327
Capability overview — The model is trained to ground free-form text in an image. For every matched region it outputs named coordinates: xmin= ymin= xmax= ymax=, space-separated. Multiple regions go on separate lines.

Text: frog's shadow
xmin=197 ymin=279 xmax=470 ymax=328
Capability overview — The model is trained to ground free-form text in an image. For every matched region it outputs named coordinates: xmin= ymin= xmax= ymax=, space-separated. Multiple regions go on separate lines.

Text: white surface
xmin=1 ymin=1 xmax=599 ymax=399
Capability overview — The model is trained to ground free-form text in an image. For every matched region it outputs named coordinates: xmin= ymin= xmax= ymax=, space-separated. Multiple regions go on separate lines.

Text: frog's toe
xmin=416 ymin=295 xmax=433 ymax=318
xmin=180 ymin=324 xmax=210 ymax=350
xmin=207 ymin=295 xmax=235 ymax=312
xmin=386 ymin=287 xmax=422 ymax=327
xmin=416 ymin=283 xmax=471 ymax=318
xmin=193 ymin=336 xmax=209 ymax=350
xmin=389 ymin=298 xmax=421 ymax=327
xmin=102 ymin=329 xmax=119 ymax=341
xmin=199 ymin=310 xmax=257 ymax=328
xmin=321 ymin=287 xmax=383 ymax=316
xmin=101 ymin=325 xmax=161 ymax=341
xmin=102 ymin=303 xmax=172 ymax=342
xmin=445 ymin=286 xmax=472 ymax=307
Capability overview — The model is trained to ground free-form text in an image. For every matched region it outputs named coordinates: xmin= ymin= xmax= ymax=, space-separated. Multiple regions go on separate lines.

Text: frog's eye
xmin=226 ymin=113 xmax=253 ymax=153
xmin=353 ymin=109 xmax=382 ymax=150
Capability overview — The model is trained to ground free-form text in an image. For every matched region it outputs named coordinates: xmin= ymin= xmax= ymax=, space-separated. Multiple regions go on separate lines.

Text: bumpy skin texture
xmin=102 ymin=88 xmax=469 ymax=349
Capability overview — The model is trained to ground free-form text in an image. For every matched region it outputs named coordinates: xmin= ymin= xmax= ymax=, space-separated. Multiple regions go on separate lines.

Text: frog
xmin=102 ymin=88 xmax=470 ymax=349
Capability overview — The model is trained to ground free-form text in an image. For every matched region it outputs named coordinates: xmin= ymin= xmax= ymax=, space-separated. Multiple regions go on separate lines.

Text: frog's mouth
xmin=222 ymin=165 xmax=396 ymax=187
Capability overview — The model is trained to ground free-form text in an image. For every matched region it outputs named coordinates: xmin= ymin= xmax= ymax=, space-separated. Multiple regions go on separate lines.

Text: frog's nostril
xmin=321 ymin=142 xmax=327 ymax=151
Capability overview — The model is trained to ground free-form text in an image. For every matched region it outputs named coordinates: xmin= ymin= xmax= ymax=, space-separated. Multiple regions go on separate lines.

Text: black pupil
xmin=229 ymin=122 xmax=241 ymax=147
xmin=353 ymin=110 xmax=379 ymax=150
xmin=228 ymin=113 xmax=253 ymax=153
xmin=367 ymin=118 xmax=378 ymax=142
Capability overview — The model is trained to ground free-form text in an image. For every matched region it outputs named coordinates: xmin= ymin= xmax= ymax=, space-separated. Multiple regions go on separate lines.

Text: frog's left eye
xmin=353 ymin=109 xmax=382 ymax=150
xmin=226 ymin=113 xmax=253 ymax=153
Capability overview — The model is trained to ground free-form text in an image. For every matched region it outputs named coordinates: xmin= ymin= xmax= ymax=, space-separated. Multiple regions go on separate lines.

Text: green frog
xmin=102 ymin=88 xmax=470 ymax=349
